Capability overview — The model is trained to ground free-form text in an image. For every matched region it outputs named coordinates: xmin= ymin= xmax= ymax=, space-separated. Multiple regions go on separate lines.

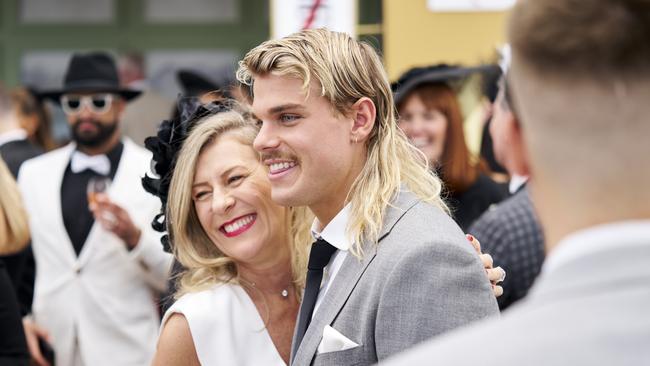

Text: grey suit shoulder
xmin=384 ymin=192 xmax=476 ymax=255
xmin=292 ymin=188 xmax=499 ymax=365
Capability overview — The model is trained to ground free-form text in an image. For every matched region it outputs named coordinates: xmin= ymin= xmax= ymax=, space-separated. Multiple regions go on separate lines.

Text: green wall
xmin=0 ymin=0 xmax=270 ymax=87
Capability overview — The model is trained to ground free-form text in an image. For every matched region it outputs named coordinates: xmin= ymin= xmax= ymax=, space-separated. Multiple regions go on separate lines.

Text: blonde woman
xmin=151 ymin=102 xmax=311 ymax=365
xmin=0 ymin=159 xmax=29 ymax=253
xmin=0 ymin=157 xmax=30 ymax=365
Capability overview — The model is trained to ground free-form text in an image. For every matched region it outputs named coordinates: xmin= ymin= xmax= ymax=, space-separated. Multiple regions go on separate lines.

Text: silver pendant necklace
xmin=241 ymin=278 xmax=290 ymax=299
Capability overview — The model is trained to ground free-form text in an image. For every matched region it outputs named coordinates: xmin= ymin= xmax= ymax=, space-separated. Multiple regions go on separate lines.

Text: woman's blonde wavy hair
xmin=237 ymin=28 xmax=448 ymax=257
xmin=0 ymin=157 xmax=30 ymax=255
xmin=167 ymin=106 xmax=312 ymax=297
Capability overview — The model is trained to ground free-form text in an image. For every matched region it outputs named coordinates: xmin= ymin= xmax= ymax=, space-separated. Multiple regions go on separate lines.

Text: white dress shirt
xmin=310 ymin=204 xmax=353 ymax=316
xmin=508 ymin=174 xmax=529 ymax=194
xmin=543 ymin=220 xmax=650 ymax=274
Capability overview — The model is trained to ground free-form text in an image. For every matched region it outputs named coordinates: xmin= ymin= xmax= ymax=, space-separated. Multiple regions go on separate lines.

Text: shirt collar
xmin=0 ymin=129 xmax=28 ymax=147
xmin=543 ymin=220 xmax=650 ymax=274
xmin=509 ymin=174 xmax=529 ymax=194
xmin=311 ymin=204 xmax=353 ymax=252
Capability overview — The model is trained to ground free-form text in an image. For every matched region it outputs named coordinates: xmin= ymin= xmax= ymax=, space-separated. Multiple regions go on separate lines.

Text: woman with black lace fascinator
xmin=144 ymin=96 xmax=312 ymax=365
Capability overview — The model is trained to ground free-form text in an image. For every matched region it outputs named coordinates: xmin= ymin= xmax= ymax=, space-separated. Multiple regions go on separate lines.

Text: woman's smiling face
xmin=398 ymin=94 xmax=449 ymax=166
xmin=192 ymin=133 xmax=288 ymax=267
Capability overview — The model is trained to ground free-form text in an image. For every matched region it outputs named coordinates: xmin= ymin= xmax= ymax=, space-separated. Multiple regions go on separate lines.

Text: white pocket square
xmin=317 ymin=325 xmax=360 ymax=354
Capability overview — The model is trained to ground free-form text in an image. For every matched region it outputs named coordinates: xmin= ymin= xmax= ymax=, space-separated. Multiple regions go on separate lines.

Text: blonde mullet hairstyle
xmin=167 ymin=107 xmax=311 ymax=297
xmin=0 ymin=158 xmax=30 ymax=255
xmin=238 ymin=29 xmax=447 ymax=257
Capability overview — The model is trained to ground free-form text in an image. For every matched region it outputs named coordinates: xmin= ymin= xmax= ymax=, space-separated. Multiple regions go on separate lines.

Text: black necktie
xmin=295 ymin=238 xmax=338 ymax=348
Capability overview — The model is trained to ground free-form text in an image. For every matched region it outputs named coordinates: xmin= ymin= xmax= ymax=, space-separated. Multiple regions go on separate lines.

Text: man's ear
xmin=350 ymin=97 xmax=376 ymax=143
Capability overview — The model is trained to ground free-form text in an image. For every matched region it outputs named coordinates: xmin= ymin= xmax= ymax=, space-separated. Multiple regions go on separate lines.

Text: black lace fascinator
xmin=142 ymin=97 xmax=232 ymax=252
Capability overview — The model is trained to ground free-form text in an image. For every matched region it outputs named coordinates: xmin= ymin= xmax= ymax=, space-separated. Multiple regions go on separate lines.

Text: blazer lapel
xmin=291 ymin=187 xmax=421 ymax=365
xmin=376 ymin=187 xmax=420 ymax=239
xmin=51 ymin=144 xmax=80 ymax=264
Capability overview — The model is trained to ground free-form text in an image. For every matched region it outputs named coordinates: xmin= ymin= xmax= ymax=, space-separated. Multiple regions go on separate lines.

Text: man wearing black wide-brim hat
xmin=18 ymin=51 xmax=172 ymax=366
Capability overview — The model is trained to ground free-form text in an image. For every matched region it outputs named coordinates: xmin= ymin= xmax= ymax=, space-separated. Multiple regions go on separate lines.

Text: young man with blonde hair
xmin=384 ymin=0 xmax=650 ymax=365
xmin=238 ymin=28 xmax=498 ymax=365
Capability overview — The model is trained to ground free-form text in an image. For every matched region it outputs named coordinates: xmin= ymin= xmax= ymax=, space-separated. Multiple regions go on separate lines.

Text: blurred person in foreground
xmin=0 ymin=87 xmax=44 ymax=351
xmin=0 ymin=157 xmax=31 ymax=366
xmin=393 ymin=65 xmax=508 ymax=230
xmin=19 ymin=51 xmax=173 ymax=366
xmin=383 ymin=0 xmax=650 ymax=364
xmin=469 ymin=59 xmax=545 ymax=310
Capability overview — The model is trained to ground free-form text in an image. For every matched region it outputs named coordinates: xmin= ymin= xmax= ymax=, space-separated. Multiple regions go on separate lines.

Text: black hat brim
xmin=392 ymin=64 xmax=496 ymax=106
xmin=177 ymin=70 xmax=221 ymax=96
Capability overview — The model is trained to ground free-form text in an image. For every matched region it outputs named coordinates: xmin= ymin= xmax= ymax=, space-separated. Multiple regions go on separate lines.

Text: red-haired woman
xmin=394 ymin=65 xmax=507 ymax=230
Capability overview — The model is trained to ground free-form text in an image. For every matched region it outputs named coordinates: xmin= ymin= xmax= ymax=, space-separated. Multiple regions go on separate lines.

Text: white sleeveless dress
xmin=162 ymin=283 xmax=286 ymax=366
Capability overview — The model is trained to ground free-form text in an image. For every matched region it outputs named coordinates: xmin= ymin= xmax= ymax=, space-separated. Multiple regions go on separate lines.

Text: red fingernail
xmin=467 ymin=234 xmax=474 ymax=241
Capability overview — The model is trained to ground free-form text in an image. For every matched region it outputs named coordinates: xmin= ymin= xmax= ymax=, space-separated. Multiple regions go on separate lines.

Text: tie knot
xmin=307 ymin=238 xmax=338 ymax=270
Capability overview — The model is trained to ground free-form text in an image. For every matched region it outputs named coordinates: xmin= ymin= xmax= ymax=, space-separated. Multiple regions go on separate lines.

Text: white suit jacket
xmin=18 ymin=139 xmax=173 ymax=366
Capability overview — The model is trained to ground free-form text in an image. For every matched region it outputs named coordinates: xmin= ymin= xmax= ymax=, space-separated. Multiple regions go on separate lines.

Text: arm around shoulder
xmin=152 ymin=313 xmax=201 ymax=366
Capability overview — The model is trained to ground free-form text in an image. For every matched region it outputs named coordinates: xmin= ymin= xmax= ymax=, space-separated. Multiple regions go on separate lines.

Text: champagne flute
xmin=87 ymin=176 xmax=111 ymax=207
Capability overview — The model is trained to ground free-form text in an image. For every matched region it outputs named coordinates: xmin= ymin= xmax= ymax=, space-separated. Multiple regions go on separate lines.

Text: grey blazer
xmin=290 ymin=188 xmax=499 ymax=365
xmin=381 ymin=238 xmax=650 ymax=366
